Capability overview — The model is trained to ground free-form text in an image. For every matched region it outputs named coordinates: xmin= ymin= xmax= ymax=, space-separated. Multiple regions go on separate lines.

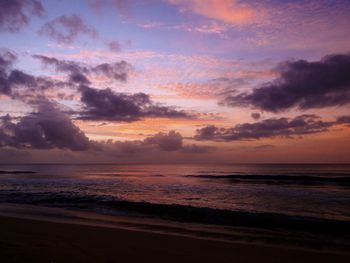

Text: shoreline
xmin=1 ymin=214 xmax=350 ymax=263
xmin=1 ymin=204 xmax=350 ymax=262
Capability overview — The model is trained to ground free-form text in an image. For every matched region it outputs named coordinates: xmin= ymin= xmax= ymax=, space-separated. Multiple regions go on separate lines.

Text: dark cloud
xmin=69 ymin=72 xmax=91 ymax=85
xmin=1 ymin=106 xmax=208 ymax=154
xmin=0 ymin=50 xmax=17 ymax=94
xmin=3 ymin=53 xmax=189 ymax=123
xmin=91 ymin=61 xmax=129 ymax=82
xmin=33 ymin=55 xmax=86 ymax=73
xmin=0 ymin=52 xmax=70 ymax=101
xmin=8 ymin=70 xmax=37 ymax=87
xmin=33 ymin=55 xmax=131 ymax=82
xmin=251 ymin=112 xmax=261 ymax=120
xmin=38 ymin=15 xmax=97 ymax=44
xmin=78 ymin=85 xmax=191 ymax=121
xmin=79 ymin=86 xmax=145 ymax=121
xmin=222 ymin=53 xmax=350 ymax=112
xmin=0 ymin=50 xmax=16 ymax=69
xmin=0 ymin=91 xmax=212 ymax=155
xmin=0 ymin=58 xmax=36 ymax=95
xmin=195 ymin=115 xmax=333 ymax=141
xmin=101 ymin=131 xmax=209 ymax=154
xmin=0 ymin=0 xmax=44 ymax=32
xmin=145 ymin=131 xmax=183 ymax=152
xmin=0 ymin=101 xmax=91 ymax=151
xmin=336 ymin=115 xmax=350 ymax=124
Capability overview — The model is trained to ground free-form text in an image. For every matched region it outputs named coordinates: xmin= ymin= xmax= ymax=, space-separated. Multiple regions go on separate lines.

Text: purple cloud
xmin=145 ymin=131 xmax=183 ymax=152
xmin=0 ymin=51 xmax=70 ymax=100
xmin=0 ymin=50 xmax=17 ymax=94
xmin=33 ymin=55 xmax=131 ymax=82
xmin=88 ymin=0 xmax=131 ymax=17
xmin=251 ymin=112 xmax=261 ymax=120
xmin=78 ymin=85 xmax=190 ymax=121
xmin=1 ymin=107 xmax=207 ymax=154
xmin=195 ymin=115 xmax=334 ymax=141
xmin=38 ymin=15 xmax=97 ymax=44
xmin=222 ymin=53 xmax=350 ymax=112
xmin=92 ymin=61 xmax=130 ymax=82
xmin=0 ymin=0 xmax=44 ymax=32
xmin=106 ymin=40 xmax=121 ymax=52
xmin=0 ymin=101 xmax=91 ymax=151
xmin=336 ymin=115 xmax=350 ymax=124
xmin=101 ymin=130 xmax=209 ymax=154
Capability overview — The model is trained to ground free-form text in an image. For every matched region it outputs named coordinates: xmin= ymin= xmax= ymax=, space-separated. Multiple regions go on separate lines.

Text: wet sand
xmin=1 ymin=215 xmax=350 ymax=263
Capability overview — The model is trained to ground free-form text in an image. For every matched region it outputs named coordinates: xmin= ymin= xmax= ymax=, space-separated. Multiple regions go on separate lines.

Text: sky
xmin=0 ymin=0 xmax=350 ymax=163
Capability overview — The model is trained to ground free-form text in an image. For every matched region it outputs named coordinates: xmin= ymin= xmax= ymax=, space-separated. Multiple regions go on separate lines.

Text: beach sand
xmin=1 ymin=215 xmax=350 ymax=263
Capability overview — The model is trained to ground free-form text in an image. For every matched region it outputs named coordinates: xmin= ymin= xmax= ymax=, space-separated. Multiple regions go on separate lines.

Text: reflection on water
xmin=0 ymin=163 xmax=350 ymax=221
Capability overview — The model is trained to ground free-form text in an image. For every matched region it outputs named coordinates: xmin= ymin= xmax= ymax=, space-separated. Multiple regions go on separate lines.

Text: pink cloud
xmin=167 ymin=0 xmax=255 ymax=24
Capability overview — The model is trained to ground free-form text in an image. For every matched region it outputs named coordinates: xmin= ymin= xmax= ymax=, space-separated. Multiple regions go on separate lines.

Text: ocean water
xmin=0 ymin=163 xmax=350 ymax=225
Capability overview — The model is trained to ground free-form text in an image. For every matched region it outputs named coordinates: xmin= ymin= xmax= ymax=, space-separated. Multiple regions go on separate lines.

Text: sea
xmin=1 ymin=163 xmax=350 ymax=250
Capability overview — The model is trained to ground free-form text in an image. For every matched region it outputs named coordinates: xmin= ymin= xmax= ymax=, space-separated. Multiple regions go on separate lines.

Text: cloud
xmin=144 ymin=131 xmax=182 ymax=151
xmin=222 ymin=53 xmax=350 ymax=112
xmin=0 ymin=51 xmax=70 ymax=101
xmin=92 ymin=61 xmax=129 ymax=82
xmin=250 ymin=112 xmax=260 ymax=120
xmin=78 ymin=85 xmax=191 ymax=121
xmin=0 ymin=0 xmax=44 ymax=32
xmin=102 ymin=130 xmax=210 ymax=154
xmin=69 ymin=72 xmax=91 ymax=85
xmin=4 ymin=53 xmax=190 ymax=123
xmin=33 ymin=54 xmax=131 ymax=82
xmin=184 ymin=22 xmax=228 ymax=35
xmin=336 ymin=115 xmax=350 ymax=124
xmin=38 ymin=15 xmax=97 ymax=44
xmin=194 ymin=115 xmax=333 ymax=141
xmin=1 ymin=105 xmax=208 ymax=155
xmin=0 ymin=50 xmax=17 ymax=94
xmin=106 ymin=40 xmax=121 ymax=52
xmin=137 ymin=21 xmax=163 ymax=29
xmin=167 ymin=0 xmax=254 ymax=24
xmin=88 ymin=0 xmax=131 ymax=17
xmin=254 ymin=144 xmax=275 ymax=150
xmin=0 ymin=101 xmax=91 ymax=151
xmin=181 ymin=144 xmax=215 ymax=153
xmin=33 ymin=55 xmax=86 ymax=74
xmin=0 ymin=50 xmax=17 ymax=68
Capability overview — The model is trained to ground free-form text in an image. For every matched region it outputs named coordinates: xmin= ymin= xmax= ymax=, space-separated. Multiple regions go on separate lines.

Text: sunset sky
xmin=1 ymin=0 xmax=350 ymax=163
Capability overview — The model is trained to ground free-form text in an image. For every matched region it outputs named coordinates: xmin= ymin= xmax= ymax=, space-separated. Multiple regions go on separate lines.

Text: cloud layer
xmin=0 ymin=103 xmax=207 ymax=155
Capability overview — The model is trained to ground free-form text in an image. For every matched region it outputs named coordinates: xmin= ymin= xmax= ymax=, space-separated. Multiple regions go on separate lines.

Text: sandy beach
xmin=0 ymin=215 xmax=349 ymax=263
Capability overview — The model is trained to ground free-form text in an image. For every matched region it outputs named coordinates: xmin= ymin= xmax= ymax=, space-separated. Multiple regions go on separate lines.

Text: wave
xmin=0 ymin=170 xmax=36 ymax=174
xmin=1 ymin=192 xmax=350 ymax=235
xmin=187 ymin=174 xmax=350 ymax=186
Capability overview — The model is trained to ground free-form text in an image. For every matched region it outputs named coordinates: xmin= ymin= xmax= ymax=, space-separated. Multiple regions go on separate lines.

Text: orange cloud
xmin=168 ymin=0 xmax=254 ymax=24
